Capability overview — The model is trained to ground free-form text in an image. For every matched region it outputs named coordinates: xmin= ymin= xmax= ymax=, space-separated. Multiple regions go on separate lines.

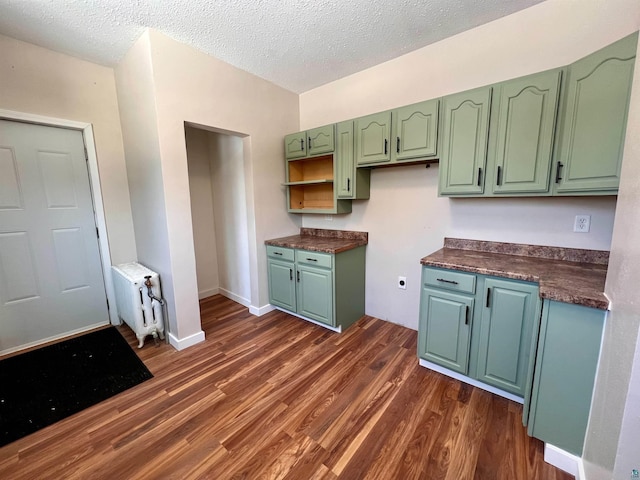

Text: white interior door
xmin=0 ymin=120 xmax=109 ymax=354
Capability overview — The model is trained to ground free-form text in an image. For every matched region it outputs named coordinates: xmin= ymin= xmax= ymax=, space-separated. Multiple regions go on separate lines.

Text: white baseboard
xmin=249 ymin=303 xmax=276 ymax=316
xmin=0 ymin=321 xmax=109 ymax=357
xmin=219 ymin=288 xmax=251 ymax=308
xmin=198 ymin=287 xmax=219 ymax=299
xmin=168 ymin=330 xmax=205 ymax=351
xmin=418 ymin=358 xmax=524 ymax=404
xmin=544 ymin=443 xmax=581 ymax=478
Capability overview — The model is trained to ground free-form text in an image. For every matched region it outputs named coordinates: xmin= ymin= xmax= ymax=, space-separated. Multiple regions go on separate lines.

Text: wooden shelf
xmin=289 ymin=183 xmax=334 ymax=211
xmin=287 ymin=153 xmax=337 ymax=212
xmin=283 ymin=179 xmax=333 ymax=186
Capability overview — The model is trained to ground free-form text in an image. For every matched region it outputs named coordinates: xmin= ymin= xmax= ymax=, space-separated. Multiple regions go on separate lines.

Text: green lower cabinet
xmin=476 ymin=278 xmax=539 ymax=396
xmin=418 ymin=267 xmax=540 ymax=401
xmin=297 ymin=264 xmax=333 ymax=325
xmin=419 ymin=287 xmax=473 ymax=374
xmin=266 ymin=244 xmax=366 ymax=331
xmin=527 ymin=300 xmax=606 ymax=455
xmin=267 ymin=257 xmax=296 ymax=311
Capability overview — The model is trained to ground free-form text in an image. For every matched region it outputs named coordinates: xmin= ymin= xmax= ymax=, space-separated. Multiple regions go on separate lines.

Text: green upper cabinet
xmin=308 ymin=125 xmax=335 ymax=156
xmin=553 ymin=33 xmax=637 ymax=195
xmin=335 ymin=121 xmax=371 ymax=200
xmin=355 ymin=111 xmax=392 ymax=166
xmin=476 ymin=278 xmax=539 ymax=396
xmin=391 ymin=100 xmax=439 ymax=162
xmin=439 ymin=87 xmax=492 ymax=195
xmin=355 ymin=100 xmax=440 ymax=167
xmin=490 ymin=70 xmax=562 ymax=195
xmin=285 ymin=131 xmax=307 ymax=159
xmin=285 ymin=124 xmax=335 ymax=160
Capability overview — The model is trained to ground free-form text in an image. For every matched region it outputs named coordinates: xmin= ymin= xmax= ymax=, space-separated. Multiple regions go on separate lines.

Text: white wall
xmin=114 ymin=32 xmax=180 ymax=339
xmin=299 ymin=0 xmax=636 ymax=330
xmin=132 ymin=30 xmax=299 ymax=344
xmin=210 ymin=133 xmax=251 ymax=305
xmin=185 ymin=126 xmax=220 ymax=299
xmin=185 ymin=126 xmax=251 ymax=305
xmin=584 ymin=33 xmax=640 ymax=479
xmin=0 ymin=34 xmax=136 ymax=265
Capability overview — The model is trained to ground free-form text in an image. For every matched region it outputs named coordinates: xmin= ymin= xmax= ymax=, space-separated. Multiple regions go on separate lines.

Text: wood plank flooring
xmin=0 ymin=295 xmax=574 ymax=479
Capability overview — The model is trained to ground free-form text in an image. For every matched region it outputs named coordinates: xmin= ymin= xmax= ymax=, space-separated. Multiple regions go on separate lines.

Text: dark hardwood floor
xmin=0 ymin=295 xmax=573 ymax=479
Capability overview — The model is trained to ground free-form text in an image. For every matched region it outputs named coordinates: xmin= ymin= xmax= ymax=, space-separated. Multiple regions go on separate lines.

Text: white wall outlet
xmin=324 ymin=215 xmax=333 ymax=221
xmin=398 ymin=276 xmax=407 ymax=289
xmin=574 ymin=214 xmax=591 ymax=233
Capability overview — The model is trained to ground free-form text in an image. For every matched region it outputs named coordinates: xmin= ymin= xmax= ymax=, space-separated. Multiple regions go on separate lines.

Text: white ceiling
xmin=0 ymin=0 xmax=545 ymax=93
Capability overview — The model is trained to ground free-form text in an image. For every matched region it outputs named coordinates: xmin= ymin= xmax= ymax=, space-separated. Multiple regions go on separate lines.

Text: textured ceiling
xmin=0 ymin=0 xmax=545 ymax=93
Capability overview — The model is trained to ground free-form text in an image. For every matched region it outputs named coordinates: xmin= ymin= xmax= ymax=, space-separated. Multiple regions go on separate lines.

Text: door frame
xmin=0 ymin=109 xmax=119 ymax=326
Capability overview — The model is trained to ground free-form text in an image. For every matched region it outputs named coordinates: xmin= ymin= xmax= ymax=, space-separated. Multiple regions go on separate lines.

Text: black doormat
xmin=0 ymin=327 xmax=153 ymax=447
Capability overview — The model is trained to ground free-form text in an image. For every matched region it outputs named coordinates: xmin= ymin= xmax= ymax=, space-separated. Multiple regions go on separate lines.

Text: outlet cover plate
xmin=574 ymin=215 xmax=591 ymax=233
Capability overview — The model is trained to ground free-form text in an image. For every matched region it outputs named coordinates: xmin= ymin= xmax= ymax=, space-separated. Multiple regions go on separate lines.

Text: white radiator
xmin=111 ymin=262 xmax=165 ymax=348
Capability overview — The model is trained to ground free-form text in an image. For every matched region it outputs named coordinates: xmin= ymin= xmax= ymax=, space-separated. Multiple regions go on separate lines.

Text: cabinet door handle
xmin=297 ymin=270 xmax=300 ymax=282
xmin=347 ymin=178 xmax=351 ymax=192
xmin=289 ymin=268 xmax=293 ymax=281
xmin=486 ymin=288 xmax=491 ymax=308
xmin=300 ymin=139 xmax=304 ymax=151
xmin=496 ymin=165 xmax=502 ymax=186
xmin=436 ymin=278 xmax=459 ymax=285
xmin=396 ymin=136 xmax=400 ymax=153
xmin=273 ymin=251 xmax=283 ymax=256
xmin=308 ymin=137 xmax=311 ymax=150
xmin=477 ymin=167 xmax=483 ymax=187
xmin=384 ymin=139 xmax=388 ymax=155
xmin=465 ymin=305 xmax=470 ymax=325
xmin=555 ymin=162 xmax=564 ymax=183
xmin=306 ymin=258 xmax=318 ymax=262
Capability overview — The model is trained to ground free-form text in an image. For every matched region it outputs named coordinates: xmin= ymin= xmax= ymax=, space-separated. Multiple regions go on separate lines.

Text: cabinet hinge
xmin=96 ymin=226 xmax=100 ymax=239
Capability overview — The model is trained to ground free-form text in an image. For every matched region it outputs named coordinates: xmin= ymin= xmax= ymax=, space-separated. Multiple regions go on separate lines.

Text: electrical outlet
xmin=574 ymin=215 xmax=591 ymax=233
xmin=398 ymin=276 xmax=407 ymax=290
xmin=324 ymin=215 xmax=333 ymax=221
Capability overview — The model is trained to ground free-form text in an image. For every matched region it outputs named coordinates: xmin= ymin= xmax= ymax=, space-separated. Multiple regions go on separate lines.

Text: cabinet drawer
xmin=267 ymin=245 xmax=294 ymax=262
xmin=296 ymin=250 xmax=332 ymax=268
xmin=423 ymin=267 xmax=476 ymax=294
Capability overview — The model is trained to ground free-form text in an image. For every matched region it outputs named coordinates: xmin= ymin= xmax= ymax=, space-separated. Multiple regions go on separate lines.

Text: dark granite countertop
xmin=265 ymin=228 xmax=368 ymax=254
xmin=421 ymin=238 xmax=609 ymax=310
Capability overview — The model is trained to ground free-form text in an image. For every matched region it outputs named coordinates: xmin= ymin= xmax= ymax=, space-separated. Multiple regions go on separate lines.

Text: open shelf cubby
xmin=287 ymin=154 xmax=335 ymax=212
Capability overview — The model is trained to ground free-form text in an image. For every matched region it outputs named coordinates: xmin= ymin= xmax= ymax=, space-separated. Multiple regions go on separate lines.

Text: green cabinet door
xmin=296 ymin=264 xmax=334 ymax=326
xmin=554 ymin=33 xmax=637 ymax=194
xmin=528 ymin=300 xmax=605 ymax=455
xmin=419 ymin=286 xmax=473 ymax=375
xmin=336 ymin=121 xmax=371 ymax=200
xmin=439 ymin=87 xmax=492 ymax=195
xmin=355 ymin=111 xmax=392 ymax=166
xmin=392 ymin=100 xmax=439 ymax=162
xmin=491 ymin=70 xmax=562 ymax=194
xmin=285 ymin=132 xmax=307 ymax=159
xmin=307 ymin=125 xmax=335 ymax=156
xmin=267 ymin=258 xmax=296 ymax=311
xmin=476 ymin=278 xmax=539 ymax=396
xmin=336 ymin=121 xmax=355 ymax=198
